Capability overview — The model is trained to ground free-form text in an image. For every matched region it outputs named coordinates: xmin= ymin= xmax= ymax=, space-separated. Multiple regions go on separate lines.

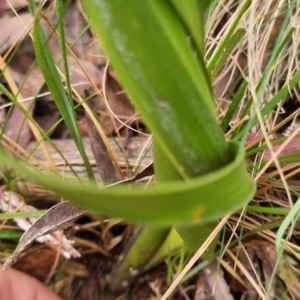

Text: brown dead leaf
xmin=3 ymin=66 xmax=48 ymax=148
xmin=0 ymin=15 xmax=35 ymax=148
xmin=0 ymin=191 xmax=85 ymax=269
xmin=260 ymin=244 xmax=300 ymax=300
xmin=102 ymin=69 xmax=136 ymax=133
xmin=226 ymin=241 xmax=300 ymax=299
xmin=34 ymin=99 xmax=60 ymax=135
xmin=195 ymin=259 xmax=234 ymax=300
xmin=194 ymin=273 xmax=214 ymax=300
xmin=63 ymin=1 xmax=94 ymax=60
xmin=0 ymin=13 xmax=33 ymax=55
xmin=68 ymin=59 xmax=103 ymax=96
xmin=4 ymin=105 xmax=33 ymax=148
xmin=246 ymin=132 xmax=300 ymax=161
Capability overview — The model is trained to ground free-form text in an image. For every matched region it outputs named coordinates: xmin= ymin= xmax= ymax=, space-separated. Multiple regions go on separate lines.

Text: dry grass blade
xmin=161 ymin=215 xmax=230 ymax=300
xmin=194 ymin=259 xmax=234 ymax=300
xmin=226 ymin=248 xmax=267 ymax=299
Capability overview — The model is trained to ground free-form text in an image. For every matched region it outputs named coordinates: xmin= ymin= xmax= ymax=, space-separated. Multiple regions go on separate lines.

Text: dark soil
xmin=13 ymin=245 xmax=197 ymax=300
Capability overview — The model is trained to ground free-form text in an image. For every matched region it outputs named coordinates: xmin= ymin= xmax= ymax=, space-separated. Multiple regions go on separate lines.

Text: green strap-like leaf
xmin=168 ymin=0 xmax=206 ymax=57
xmin=85 ymin=0 xmax=230 ymax=178
xmin=5 ymin=0 xmax=255 ymax=227
xmin=0 ymin=141 xmax=255 ymax=225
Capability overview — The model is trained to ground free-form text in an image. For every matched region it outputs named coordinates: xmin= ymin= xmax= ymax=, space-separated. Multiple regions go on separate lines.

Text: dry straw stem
xmin=206 ymin=1 xmax=300 ymax=297
xmin=246 ymin=1 xmax=292 ymax=214
xmin=210 ymin=0 xmax=297 ymax=125
xmin=233 ymin=2 xmax=300 ymax=250
xmin=226 ymin=248 xmax=268 ymax=299
xmin=218 ymin=256 xmax=246 ymax=288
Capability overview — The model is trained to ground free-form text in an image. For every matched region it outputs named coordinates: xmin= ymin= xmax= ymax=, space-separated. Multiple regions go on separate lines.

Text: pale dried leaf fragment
xmin=195 ymin=259 xmax=234 ymax=300
xmin=259 ymin=243 xmax=300 ymax=299
xmin=0 ymin=190 xmax=85 ymax=269
xmin=0 ymin=13 xmax=33 ymax=55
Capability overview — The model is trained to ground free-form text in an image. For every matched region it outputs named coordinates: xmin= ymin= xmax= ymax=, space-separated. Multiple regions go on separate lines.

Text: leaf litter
xmin=0 ymin=190 xmax=82 ymax=269
xmin=1 ymin=0 xmax=300 ymax=299
xmin=0 ymin=2 xmax=159 ymax=298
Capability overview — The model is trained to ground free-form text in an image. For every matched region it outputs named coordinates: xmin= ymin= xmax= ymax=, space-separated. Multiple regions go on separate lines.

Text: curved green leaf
xmin=0 ymin=142 xmax=255 ymax=225
xmin=84 ymin=0 xmax=230 ymax=177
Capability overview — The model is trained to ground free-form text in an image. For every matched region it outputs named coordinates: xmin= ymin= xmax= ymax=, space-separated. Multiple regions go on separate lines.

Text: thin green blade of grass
xmin=269 ymin=152 xmax=300 ymax=165
xmin=55 ymin=0 xmax=99 ymax=144
xmin=233 ymin=11 xmax=297 ymax=140
xmin=207 ymin=0 xmax=251 ymax=70
xmin=55 ymin=0 xmax=77 ymax=129
xmin=276 ymin=197 xmax=300 ymax=251
xmin=211 ymin=28 xmax=245 ymax=81
xmin=246 ymin=206 xmax=289 ymax=215
xmin=0 ymin=83 xmax=91 ymax=181
xmin=31 ymin=7 xmax=94 ymax=179
xmin=233 ymin=67 xmax=300 ymax=140
xmin=255 ymin=5 xmax=296 ymax=97
xmin=0 ymin=230 xmax=22 ymax=240
xmin=237 ymin=24 xmax=295 ymax=126
xmin=0 ymin=211 xmax=46 ymax=220
xmin=245 ymin=135 xmax=290 ymax=158
xmin=221 ymin=80 xmax=248 ymax=132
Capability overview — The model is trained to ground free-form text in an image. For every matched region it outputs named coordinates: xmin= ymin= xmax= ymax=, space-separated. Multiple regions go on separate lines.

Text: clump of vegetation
xmin=0 ymin=0 xmax=300 ymax=299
